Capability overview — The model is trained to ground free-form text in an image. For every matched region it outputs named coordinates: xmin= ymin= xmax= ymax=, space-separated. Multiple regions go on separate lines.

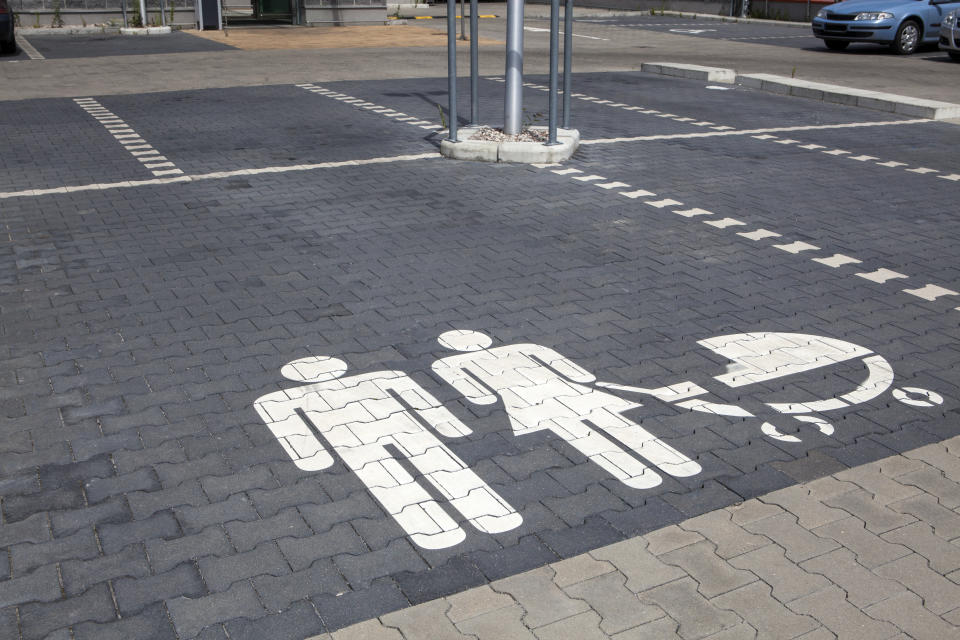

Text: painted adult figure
xmin=432 ymin=330 xmax=701 ymax=489
xmin=253 ymin=356 xmax=521 ymax=549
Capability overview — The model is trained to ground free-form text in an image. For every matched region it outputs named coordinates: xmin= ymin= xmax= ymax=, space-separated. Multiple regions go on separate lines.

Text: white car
xmin=941 ymin=9 xmax=960 ymax=59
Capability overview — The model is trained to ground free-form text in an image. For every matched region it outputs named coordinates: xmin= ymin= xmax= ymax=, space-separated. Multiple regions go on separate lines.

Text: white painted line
xmin=74 ymin=98 xmax=180 ymax=179
xmin=877 ymin=160 xmax=908 ymax=168
xmin=902 ymin=284 xmax=959 ymax=301
xmin=645 ymin=199 xmax=684 ymax=208
xmin=673 ymin=208 xmax=713 ymax=217
xmin=752 ymin=134 xmax=777 ymax=140
xmin=0 ymin=153 xmax=440 ymax=200
xmin=532 ymin=163 xmax=562 ymax=168
xmin=691 ymin=121 xmax=714 ymax=126
xmin=905 ymin=167 xmax=938 ymax=174
xmin=595 ymin=181 xmax=630 ymax=189
xmin=938 ymin=174 xmax=960 ymax=181
xmin=774 ymin=139 xmax=799 ymax=145
xmin=737 ymin=229 xmax=781 ymax=241
xmin=704 ymin=218 xmax=745 ymax=229
xmin=822 ymin=149 xmax=850 ymax=156
xmin=580 ymin=119 xmax=933 ymax=145
xmin=18 ymin=36 xmax=46 ymax=59
xmin=619 ymin=190 xmax=656 ymax=199
xmin=813 ymin=254 xmax=862 ymax=268
xmin=572 ymin=175 xmax=606 ymax=182
xmin=772 ymin=241 xmax=820 ymax=254
xmin=523 ymin=26 xmax=609 ymax=40
xmin=798 ymin=144 xmax=825 ymax=150
xmin=552 ymin=168 xmax=583 ymax=175
xmin=856 ymin=268 xmax=908 ymax=284
xmin=848 ymin=155 xmax=877 ymax=162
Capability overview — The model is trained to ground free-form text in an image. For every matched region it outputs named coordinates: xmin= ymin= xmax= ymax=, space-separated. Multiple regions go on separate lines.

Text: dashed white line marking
xmin=813 ymin=254 xmax=862 ymax=268
xmin=532 ymin=163 xmax=562 ymax=169
xmin=673 ymin=208 xmax=713 ymax=218
xmin=571 ymin=174 xmax=606 ymax=182
xmin=299 ymin=84 xmax=440 ymax=133
xmin=596 ymin=181 xmax=630 ymax=189
xmin=902 ymin=284 xmax=959 ymax=301
xmin=552 ymin=168 xmax=583 ymax=175
xmin=856 ymin=268 xmax=908 ymax=284
xmin=938 ymin=174 xmax=960 ymax=181
xmin=775 ymin=139 xmax=800 ymax=145
xmin=798 ymin=144 xmax=825 ymax=150
xmin=752 ymin=134 xmax=777 ymax=140
xmin=18 ymin=36 xmax=46 ymax=60
xmin=877 ymin=160 xmax=908 ymax=168
xmin=645 ymin=199 xmax=684 ymax=208
xmin=848 ymin=155 xmax=877 ymax=162
xmin=773 ymin=241 xmax=820 ymax=254
xmin=74 ymin=98 xmax=181 ymax=177
xmin=704 ymin=218 xmax=745 ymax=229
xmin=737 ymin=228 xmax=781 ymax=241
xmin=906 ymin=167 xmax=938 ymax=174
xmin=619 ymin=189 xmax=656 ymax=198
xmin=822 ymin=149 xmax=850 ymax=156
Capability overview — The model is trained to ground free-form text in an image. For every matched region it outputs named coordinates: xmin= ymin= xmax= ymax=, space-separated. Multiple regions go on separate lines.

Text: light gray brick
xmin=874 ymin=553 xmax=960 ymax=615
xmin=824 ymin=489 xmax=916 ymax=533
xmin=787 ymin=586 xmax=899 ymax=640
xmin=710 ymin=581 xmax=818 ymax=639
xmin=590 ymin=537 xmax=685 ymax=594
xmin=563 ymin=571 xmax=665 ymax=634
xmin=729 ymin=544 xmax=829 ymax=604
xmin=638 ymin=576 xmax=741 ymax=639
xmin=863 ymin=591 xmax=958 ymax=640
xmin=812 ymin=517 xmax=911 ymax=569
xmin=882 ymin=521 xmax=960 ymax=573
xmin=679 ymin=510 xmax=770 ymax=559
xmin=493 ymin=566 xmax=590 ymax=628
xmin=800 ymin=549 xmax=905 ymax=608
xmin=745 ymin=513 xmax=840 ymax=563
xmin=379 ymin=599 xmax=466 ymax=640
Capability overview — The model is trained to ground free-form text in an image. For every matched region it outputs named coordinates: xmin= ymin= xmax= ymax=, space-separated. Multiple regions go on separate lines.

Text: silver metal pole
xmin=504 ymin=0 xmax=524 ymax=135
xmin=139 ymin=0 xmax=148 ymax=25
xmin=562 ymin=0 xmax=572 ymax=128
xmin=547 ymin=0 xmax=559 ymax=144
xmin=447 ymin=0 xmax=458 ymax=142
xmin=459 ymin=0 xmax=466 ymax=40
xmin=470 ymin=0 xmax=479 ymax=123
xmin=160 ymin=0 xmax=167 ymax=26
xmin=122 ymin=0 xmax=128 ymax=28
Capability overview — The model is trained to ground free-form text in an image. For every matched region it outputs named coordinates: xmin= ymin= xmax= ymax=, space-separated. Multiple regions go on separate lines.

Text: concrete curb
xmin=648 ymin=9 xmax=811 ymax=28
xmin=739 ymin=73 xmax=960 ymax=120
xmin=641 ymin=62 xmax=735 ymax=83
xmin=440 ymin=126 xmax=580 ymax=163
xmin=120 ymin=26 xmax=172 ymax=35
xmin=19 ymin=26 xmax=121 ymax=34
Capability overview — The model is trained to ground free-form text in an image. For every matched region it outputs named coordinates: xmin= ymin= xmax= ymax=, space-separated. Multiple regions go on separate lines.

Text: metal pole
xmin=547 ymin=0 xmax=559 ymax=144
xmin=562 ymin=0 xmax=572 ymax=128
xmin=504 ymin=0 xmax=524 ymax=135
xmin=139 ymin=0 xmax=147 ymax=26
xmin=459 ymin=0 xmax=466 ymax=40
xmin=121 ymin=0 xmax=128 ymax=28
xmin=447 ymin=0 xmax=458 ymax=141
xmin=470 ymin=0 xmax=479 ymax=123
xmin=160 ymin=0 xmax=167 ymax=26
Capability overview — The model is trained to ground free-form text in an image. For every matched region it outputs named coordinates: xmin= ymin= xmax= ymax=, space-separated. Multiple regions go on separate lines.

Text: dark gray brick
xmin=3 ymin=486 xmax=86 ymax=523
xmin=38 ymin=454 xmax=114 ymax=490
xmin=175 ymin=493 xmax=259 ymax=535
xmin=335 ymin=538 xmax=428 ymax=589
xmin=311 ymin=579 xmax=409 ymax=631
xmin=127 ymin=480 xmax=208 ymax=520
xmin=19 ymin=583 xmax=116 ymax=640
xmin=248 ymin=477 xmax=333 ymax=518
xmin=278 ymin=523 xmax=367 ymax=571
xmin=112 ymin=440 xmax=185 ymax=475
xmin=297 ymin=491 xmax=382 ymax=532
xmin=0 ymin=563 xmax=61 ymax=608
xmin=50 ymin=497 xmax=131 ymax=537
xmin=198 ymin=542 xmax=290 ymax=592
xmin=200 ymin=465 xmax=277 ymax=502
xmin=252 ymin=558 xmax=348 ymax=612
xmin=74 ymin=602 xmax=177 ymax=640
xmin=98 ymin=510 xmax=181 ymax=554
xmin=167 ymin=581 xmax=265 ymax=640
xmin=84 ymin=467 xmax=160 ymax=504
xmin=155 ymin=452 xmax=231 ymax=489
xmin=394 ymin=555 xmax=487 ymax=605
xmin=225 ymin=599 xmax=325 ymax=640
xmin=0 ymin=512 xmax=50 ymax=547
xmin=146 ymin=525 xmax=233 ymax=574
xmin=115 ymin=563 xmax=207 ymax=616
xmin=61 ymin=544 xmax=151 ymax=596
xmin=11 ymin=529 xmax=100 ymax=575
xmin=223 ymin=508 xmax=311 ymax=553
xmin=70 ymin=431 xmax=142 ymax=463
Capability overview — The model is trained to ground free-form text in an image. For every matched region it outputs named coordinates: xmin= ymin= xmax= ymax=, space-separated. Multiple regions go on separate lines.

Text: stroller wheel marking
xmin=761 ymin=422 xmax=801 ymax=443
xmin=892 ymin=387 xmax=944 ymax=407
xmin=794 ymin=415 xmax=834 ymax=436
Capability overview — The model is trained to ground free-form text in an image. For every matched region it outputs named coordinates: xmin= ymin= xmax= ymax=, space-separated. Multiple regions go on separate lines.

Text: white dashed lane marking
xmin=17 ymin=35 xmax=45 ymax=60
xmin=74 ymin=98 xmax=182 ymax=177
xmin=528 ymin=162 xmax=960 ymax=315
xmin=297 ymin=84 xmax=442 ymax=131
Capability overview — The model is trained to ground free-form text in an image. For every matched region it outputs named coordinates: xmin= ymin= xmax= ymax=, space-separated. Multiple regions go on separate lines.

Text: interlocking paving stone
xmin=167 ymin=581 xmax=265 ymax=640
xmin=639 ymin=577 xmax=741 ymax=639
xmin=659 ymin=540 xmax=757 ymax=598
xmin=800 ymin=548 xmax=906 ymax=608
xmin=562 ymin=572 xmax=666 ymax=634
xmin=493 ymin=566 xmax=592 ymax=629
xmin=710 ymin=581 xmax=819 ymax=639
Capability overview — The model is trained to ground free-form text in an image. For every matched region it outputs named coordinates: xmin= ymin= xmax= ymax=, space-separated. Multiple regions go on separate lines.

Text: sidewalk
xmin=321 ymin=436 xmax=960 ymax=639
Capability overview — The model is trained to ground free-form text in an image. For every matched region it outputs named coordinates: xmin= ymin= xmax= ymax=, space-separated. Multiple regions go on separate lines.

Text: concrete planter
xmin=440 ymin=126 xmax=580 ymax=164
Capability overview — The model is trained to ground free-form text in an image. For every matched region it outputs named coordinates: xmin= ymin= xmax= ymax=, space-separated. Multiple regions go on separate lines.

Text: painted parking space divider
xmin=73 ymin=98 xmax=182 ymax=177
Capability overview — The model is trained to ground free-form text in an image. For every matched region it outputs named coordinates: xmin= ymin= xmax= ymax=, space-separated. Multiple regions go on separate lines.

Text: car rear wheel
xmin=824 ymin=39 xmax=849 ymax=50
xmin=950 ymin=51 xmax=960 ymax=61
xmin=0 ymin=37 xmax=15 ymax=54
xmin=891 ymin=20 xmax=921 ymax=54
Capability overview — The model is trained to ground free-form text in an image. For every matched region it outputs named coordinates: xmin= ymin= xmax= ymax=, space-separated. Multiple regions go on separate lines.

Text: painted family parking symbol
xmin=253 ymin=329 xmax=944 ymax=549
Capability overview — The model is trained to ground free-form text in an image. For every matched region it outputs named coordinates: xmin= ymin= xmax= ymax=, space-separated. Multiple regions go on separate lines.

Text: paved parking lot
xmin=2 ymin=16 xmax=960 ymax=640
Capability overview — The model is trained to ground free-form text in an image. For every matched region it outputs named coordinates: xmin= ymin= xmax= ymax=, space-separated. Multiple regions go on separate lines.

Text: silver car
xmin=941 ymin=9 xmax=960 ymax=59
